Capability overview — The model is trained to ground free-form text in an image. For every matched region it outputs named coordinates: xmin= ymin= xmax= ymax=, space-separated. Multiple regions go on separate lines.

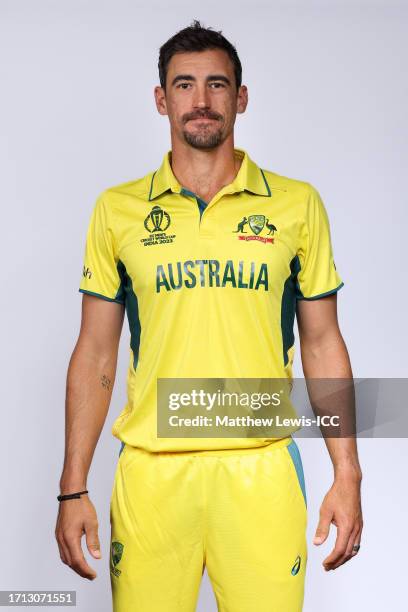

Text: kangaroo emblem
xmin=232 ymin=216 xmax=248 ymax=233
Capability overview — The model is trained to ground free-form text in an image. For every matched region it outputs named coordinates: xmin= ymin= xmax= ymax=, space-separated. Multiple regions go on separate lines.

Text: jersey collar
xmin=148 ymin=148 xmax=271 ymax=201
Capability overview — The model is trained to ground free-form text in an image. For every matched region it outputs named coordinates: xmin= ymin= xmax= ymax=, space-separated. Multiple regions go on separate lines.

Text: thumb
xmin=85 ymin=521 xmax=102 ymax=559
xmin=314 ymin=510 xmax=332 ymax=545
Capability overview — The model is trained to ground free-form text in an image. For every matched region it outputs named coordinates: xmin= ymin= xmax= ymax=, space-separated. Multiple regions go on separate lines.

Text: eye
xmin=177 ymin=82 xmax=191 ymax=90
xmin=210 ymin=82 xmax=225 ymax=88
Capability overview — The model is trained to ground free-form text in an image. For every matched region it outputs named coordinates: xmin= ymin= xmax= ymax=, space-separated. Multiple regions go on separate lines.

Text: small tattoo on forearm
xmin=101 ymin=375 xmax=111 ymax=390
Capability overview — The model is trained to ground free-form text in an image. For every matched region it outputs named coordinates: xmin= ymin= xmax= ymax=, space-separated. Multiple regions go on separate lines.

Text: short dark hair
xmin=158 ymin=20 xmax=242 ymax=91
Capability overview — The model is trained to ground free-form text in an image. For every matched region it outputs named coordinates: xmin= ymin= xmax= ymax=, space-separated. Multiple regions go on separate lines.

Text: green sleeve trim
xmin=78 ymin=288 xmax=125 ymax=304
xmin=296 ymin=281 xmax=344 ymax=301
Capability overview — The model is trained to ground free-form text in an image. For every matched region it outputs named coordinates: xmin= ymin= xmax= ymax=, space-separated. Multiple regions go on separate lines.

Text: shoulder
xmin=100 ymin=171 xmax=154 ymax=203
xmin=86 ymin=172 xmax=154 ymax=234
xmin=261 ymin=168 xmax=317 ymax=200
xmin=261 ymin=169 xmax=329 ymax=224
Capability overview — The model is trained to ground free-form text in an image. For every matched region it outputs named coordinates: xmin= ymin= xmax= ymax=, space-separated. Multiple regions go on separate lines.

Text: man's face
xmin=154 ymin=48 xmax=248 ymax=150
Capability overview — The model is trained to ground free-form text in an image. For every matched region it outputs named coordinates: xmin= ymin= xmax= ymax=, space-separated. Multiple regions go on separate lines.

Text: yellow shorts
xmin=109 ymin=436 xmax=307 ymax=612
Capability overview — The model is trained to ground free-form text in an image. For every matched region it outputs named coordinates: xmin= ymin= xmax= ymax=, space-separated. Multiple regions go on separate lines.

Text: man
xmin=56 ymin=20 xmax=363 ymax=612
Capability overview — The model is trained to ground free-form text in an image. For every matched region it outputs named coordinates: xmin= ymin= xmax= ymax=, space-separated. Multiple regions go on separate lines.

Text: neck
xmin=169 ymin=134 xmax=242 ymax=204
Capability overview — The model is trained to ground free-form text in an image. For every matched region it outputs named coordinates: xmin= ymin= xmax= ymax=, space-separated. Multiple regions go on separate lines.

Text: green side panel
xmin=116 ymin=260 xmax=141 ymax=370
xmin=281 ymin=255 xmax=301 ymax=367
xmin=287 ymin=439 xmax=307 ymax=507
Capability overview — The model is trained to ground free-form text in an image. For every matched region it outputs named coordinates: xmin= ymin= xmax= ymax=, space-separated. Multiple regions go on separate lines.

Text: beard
xmin=181 ymin=110 xmax=226 ymax=150
xmin=183 ymin=125 xmax=225 ymax=149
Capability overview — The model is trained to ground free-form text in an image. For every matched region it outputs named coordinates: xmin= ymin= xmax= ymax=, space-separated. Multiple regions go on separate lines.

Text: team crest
xmin=248 ymin=214 xmax=265 ymax=235
xmin=232 ymin=214 xmax=277 ymax=244
xmin=141 ymin=205 xmax=176 ymax=246
xmin=110 ymin=541 xmax=124 ymax=577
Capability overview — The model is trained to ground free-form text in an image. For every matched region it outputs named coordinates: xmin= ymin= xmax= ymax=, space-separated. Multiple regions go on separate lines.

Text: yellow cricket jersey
xmin=79 ymin=148 xmax=343 ymax=452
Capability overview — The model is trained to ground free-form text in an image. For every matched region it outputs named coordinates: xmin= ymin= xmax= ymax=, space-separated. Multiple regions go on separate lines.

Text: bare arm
xmin=55 ymin=294 xmax=125 ymax=579
xmin=297 ymin=294 xmax=363 ymax=571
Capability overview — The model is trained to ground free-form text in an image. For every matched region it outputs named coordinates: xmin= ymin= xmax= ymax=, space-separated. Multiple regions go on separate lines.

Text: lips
xmin=186 ymin=115 xmax=220 ymax=123
xmin=188 ymin=117 xmax=218 ymax=124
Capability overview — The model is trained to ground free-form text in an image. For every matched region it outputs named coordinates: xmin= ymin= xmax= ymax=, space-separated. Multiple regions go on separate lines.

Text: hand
xmin=55 ymin=494 xmax=101 ymax=580
xmin=314 ymin=473 xmax=363 ymax=571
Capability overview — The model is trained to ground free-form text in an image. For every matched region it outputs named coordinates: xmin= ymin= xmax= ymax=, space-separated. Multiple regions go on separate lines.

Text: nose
xmin=193 ymin=83 xmax=211 ymax=109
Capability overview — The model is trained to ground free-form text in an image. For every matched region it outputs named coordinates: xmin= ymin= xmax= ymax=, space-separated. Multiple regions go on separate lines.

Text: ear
xmin=154 ymin=86 xmax=168 ymax=116
xmin=236 ymin=85 xmax=248 ymax=114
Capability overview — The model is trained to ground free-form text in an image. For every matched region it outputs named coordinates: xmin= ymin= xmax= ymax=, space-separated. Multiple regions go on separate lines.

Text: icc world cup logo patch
xmin=144 ymin=205 xmax=171 ymax=233
xmin=232 ymin=214 xmax=277 ymax=244
xmin=141 ymin=205 xmax=176 ymax=246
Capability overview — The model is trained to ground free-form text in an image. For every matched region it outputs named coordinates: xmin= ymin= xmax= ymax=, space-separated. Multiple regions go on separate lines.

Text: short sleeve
xmin=296 ymin=184 xmax=344 ymax=300
xmin=79 ymin=193 xmax=125 ymax=304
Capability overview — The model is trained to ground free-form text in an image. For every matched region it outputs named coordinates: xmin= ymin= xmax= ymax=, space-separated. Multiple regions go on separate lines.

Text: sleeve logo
xmin=82 ymin=266 xmax=92 ymax=279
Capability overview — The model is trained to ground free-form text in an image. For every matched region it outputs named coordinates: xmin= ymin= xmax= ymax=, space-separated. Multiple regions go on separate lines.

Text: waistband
xmin=119 ymin=436 xmax=293 ymax=459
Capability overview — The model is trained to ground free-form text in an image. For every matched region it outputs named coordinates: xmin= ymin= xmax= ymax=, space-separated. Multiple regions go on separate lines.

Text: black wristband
xmin=57 ymin=490 xmax=88 ymax=502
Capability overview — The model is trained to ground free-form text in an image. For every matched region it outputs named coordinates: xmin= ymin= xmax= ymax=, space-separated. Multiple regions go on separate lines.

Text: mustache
xmin=183 ymin=110 xmax=223 ymax=123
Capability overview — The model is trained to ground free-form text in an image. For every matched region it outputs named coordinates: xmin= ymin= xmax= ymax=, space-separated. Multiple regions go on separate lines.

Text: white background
xmin=1 ymin=0 xmax=407 ymax=610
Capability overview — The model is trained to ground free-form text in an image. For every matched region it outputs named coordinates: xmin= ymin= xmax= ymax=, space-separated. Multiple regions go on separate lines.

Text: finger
xmin=57 ymin=534 xmax=72 ymax=566
xmin=326 ymin=516 xmax=364 ymax=570
xmin=55 ymin=533 xmax=67 ymax=565
xmin=350 ymin=523 xmax=363 ymax=557
xmin=345 ymin=524 xmax=361 ymax=557
xmin=85 ymin=519 xmax=101 ymax=559
xmin=330 ymin=524 xmax=360 ymax=570
xmin=314 ymin=509 xmax=333 ymax=545
xmin=323 ymin=521 xmax=353 ymax=570
xmin=55 ymin=522 xmax=72 ymax=566
xmin=65 ymin=531 xmax=97 ymax=579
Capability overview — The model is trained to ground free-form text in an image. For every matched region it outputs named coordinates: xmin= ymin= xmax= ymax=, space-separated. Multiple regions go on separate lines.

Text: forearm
xmin=300 ymin=330 xmax=362 ymax=479
xmin=59 ymin=341 xmax=118 ymax=494
xmin=300 ymin=327 xmax=351 ymax=379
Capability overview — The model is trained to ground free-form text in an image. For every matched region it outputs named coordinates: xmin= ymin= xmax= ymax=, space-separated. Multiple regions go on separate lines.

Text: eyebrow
xmin=171 ymin=74 xmax=232 ymax=86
